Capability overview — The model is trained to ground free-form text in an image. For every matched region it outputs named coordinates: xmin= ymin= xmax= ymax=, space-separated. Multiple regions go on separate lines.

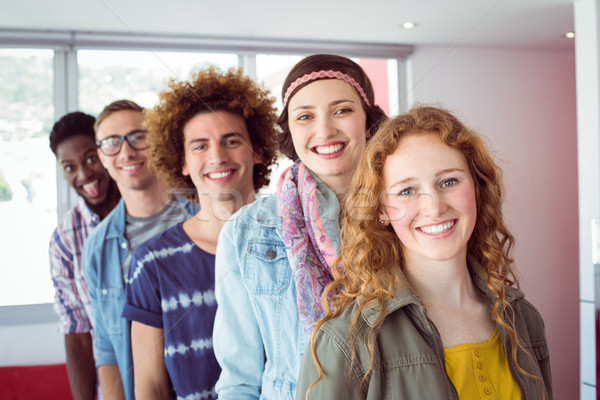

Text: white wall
xmin=409 ymin=45 xmax=578 ymax=399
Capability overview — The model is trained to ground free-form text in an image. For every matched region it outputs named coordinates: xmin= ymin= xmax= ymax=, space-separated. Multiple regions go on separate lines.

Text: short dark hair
xmin=94 ymin=99 xmax=144 ymax=135
xmin=277 ymin=54 xmax=387 ymax=160
xmin=49 ymin=111 xmax=96 ymax=155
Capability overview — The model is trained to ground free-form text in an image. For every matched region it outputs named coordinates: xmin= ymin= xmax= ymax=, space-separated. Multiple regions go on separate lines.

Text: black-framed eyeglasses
xmin=96 ymin=130 xmax=149 ymax=156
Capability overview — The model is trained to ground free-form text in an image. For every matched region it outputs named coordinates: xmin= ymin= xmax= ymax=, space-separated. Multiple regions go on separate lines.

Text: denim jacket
xmin=82 ymin=197 xmax=195 ymax=400
xmin=214 ymin=193 xmax=309 ymax=400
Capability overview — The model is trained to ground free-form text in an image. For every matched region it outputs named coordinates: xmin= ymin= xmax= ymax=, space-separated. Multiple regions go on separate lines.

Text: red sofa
xmin=0 ymin=363 xmax=72 ymax=399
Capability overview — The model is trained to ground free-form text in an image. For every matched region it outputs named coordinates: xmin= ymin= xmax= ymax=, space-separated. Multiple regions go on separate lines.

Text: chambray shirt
xmin=82 ymin=197 xmax=196 ymax=400
xmin=214 ymin=193 xmax=312 ymax=400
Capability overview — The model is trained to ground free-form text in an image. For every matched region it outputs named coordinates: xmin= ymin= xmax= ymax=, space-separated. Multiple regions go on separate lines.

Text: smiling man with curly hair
xmin=122 ymin=66 xmax=279 ymax=400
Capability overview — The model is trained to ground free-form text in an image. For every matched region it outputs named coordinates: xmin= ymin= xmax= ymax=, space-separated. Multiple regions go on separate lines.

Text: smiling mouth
xmin=312 ymin=143 xmax=345 ymax=155
xmin=121 ymin=163 xmax=142 ymax=171
xmin=418 ymin=220 xmax=456 ymax=235
xmin=206 ymin=170 xmax=234 ymax=179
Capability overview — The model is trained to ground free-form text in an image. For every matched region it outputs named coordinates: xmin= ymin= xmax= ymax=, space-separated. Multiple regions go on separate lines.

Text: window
xmin=0 ymin=48 xmax=56 ymax=306
xmin=357 ymin=58 xmax=400 ymax=117
xmin=0 ymin=30 xmax=411 ymax=319
xmin=256 ymin=54 xmax=304 ymax=112
xmin=78 ymin=50 xmax=238 ymax=114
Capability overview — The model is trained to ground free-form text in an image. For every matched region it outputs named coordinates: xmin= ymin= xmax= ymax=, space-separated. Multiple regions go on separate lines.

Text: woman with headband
xmin=213 ymin=54 xmax=387 ymax=400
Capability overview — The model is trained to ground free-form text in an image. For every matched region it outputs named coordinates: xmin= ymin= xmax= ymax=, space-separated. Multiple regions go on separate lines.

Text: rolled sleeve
xmin=122 ymin=247 xmax=163 ymax=329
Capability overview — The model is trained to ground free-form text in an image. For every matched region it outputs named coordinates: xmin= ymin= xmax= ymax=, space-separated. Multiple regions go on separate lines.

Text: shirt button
xmin=484 ymin=387 xmax=492 ymax=395
xmin=121 ymin=242 xmax=128 ymax=249
xmin=479 ymin=374 xmax=487 ymax=382
xmin=266 ymin=248 xmax=276 ymax=259
xmin=474 ymin=349 xmax=481 ymax=357
xmin=477 ymin=361 xmax=484 ymax=369
xmin=101 ymin=289 xmax=108 ymax=295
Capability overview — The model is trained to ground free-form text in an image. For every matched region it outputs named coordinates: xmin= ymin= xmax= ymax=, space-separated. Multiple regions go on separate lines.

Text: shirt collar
xmin=77 ymin=196 xmax=101 ymax=224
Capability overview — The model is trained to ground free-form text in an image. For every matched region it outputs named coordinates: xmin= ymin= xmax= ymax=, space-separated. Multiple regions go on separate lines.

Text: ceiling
xmin=2 ymin=0 xmax=575 ymax=51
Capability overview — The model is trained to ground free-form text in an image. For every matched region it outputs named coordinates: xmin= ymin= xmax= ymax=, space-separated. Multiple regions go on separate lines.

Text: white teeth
xmin=83 ymin=180 xmax=98 ymax=189
xmin=314 ymin=143 xmax=344 ymax=155
xmin=420 ymin=221 xmax=455 ymax=235
xmin=207 ymin=170 xmax=232 ymax=179
xmin=122 ymin=165 xmax=139 ymax=171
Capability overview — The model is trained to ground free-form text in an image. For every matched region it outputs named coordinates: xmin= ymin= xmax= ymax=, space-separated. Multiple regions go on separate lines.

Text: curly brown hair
xmin=307 ymin=106 xmax=544 ymax=398
xmin=277 ymin=54 xmax=387 ymax=161
xmin=145 ymin=66 xmax=279 ymax=196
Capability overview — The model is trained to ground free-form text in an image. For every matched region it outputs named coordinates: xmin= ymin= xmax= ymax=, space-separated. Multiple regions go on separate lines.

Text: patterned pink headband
xmin=283 ymin=70 xmax=371 ymax=108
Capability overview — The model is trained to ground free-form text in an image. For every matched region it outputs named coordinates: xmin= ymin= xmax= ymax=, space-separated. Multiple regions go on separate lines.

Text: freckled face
xmin=381 ymin=133 xmax=477 ymax=265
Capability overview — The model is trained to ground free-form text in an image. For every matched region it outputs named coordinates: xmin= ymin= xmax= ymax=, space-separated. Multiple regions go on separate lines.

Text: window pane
xmin=255 ymin=54 xmax=304 ymax=194
xmin=0 ymin=48 xmax=56 ymax=306
xmin=256 ymin=54 xmax=303 ymax=114
xmin=78 ymin=50 xmax=239 ymax=114
xmin=357 ymin=58 xmax=399 ymax=117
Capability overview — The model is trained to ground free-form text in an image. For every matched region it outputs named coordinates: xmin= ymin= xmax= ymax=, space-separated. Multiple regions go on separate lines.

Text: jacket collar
xmin=105 ymin=198 xmax=127 ymax=239
xmin=360 ymin=256 xmax=525 ymax=328
xmin=468 ymin=256 xmax=524 ymax=305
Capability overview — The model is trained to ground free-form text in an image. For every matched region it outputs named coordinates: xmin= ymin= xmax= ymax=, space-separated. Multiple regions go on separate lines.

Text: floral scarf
xmin=277 ymin=160 xmax=341 ymax=335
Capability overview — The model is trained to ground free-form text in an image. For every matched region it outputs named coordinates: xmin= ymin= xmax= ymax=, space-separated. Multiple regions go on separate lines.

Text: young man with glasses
xmin=82 ymin=100 xmax=196 ymax=400
xmin=49 ymin=111 xmax=121 ymax=399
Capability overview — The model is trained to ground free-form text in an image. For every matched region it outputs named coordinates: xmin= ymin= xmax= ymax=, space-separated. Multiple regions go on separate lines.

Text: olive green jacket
xmin=296 ymin=261 xmax=552 ymax=400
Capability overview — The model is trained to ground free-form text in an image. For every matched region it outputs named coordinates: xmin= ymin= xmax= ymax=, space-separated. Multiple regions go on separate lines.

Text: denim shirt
xmin=214 ymin=193 xmax=310 ymax=400
xmin=82 ymin=197 xmax=196 ymax=400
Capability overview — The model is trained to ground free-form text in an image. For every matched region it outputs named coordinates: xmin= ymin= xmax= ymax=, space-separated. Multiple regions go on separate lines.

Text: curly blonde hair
xmin=145 ymin=66 xmax=279 ymax=196
xmin=308 ymin=106 xmax=543 ymax=397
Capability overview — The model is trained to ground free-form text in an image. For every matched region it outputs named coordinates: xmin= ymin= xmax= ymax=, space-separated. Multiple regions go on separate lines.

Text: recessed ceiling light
xmin=565 ymin=31 xmax=575 ymax=39
xmin=401 ymin=22 xmax=416 ymax=30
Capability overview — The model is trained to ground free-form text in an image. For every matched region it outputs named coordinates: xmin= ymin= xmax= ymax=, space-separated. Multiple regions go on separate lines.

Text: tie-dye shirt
xmin=123 ymin=222 xmax=219 ymax=400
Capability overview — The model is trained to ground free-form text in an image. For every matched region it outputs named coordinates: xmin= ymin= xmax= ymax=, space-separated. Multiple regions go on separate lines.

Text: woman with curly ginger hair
xmin=122 ymin=66 xmax=279 ymax=400
xmin=296 ymin=106 xmax=553 ymax=399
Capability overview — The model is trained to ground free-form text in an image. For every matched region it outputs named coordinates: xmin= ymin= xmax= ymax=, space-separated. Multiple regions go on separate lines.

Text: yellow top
xmin=444 ymin=330 xmax=521 ymax=399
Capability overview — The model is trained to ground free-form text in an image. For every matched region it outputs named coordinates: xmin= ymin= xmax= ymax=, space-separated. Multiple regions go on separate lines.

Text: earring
xmin=378 ymin=217 xmax=390 ymax=227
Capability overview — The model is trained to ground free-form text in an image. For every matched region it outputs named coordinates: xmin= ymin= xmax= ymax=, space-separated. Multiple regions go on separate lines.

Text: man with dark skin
xmin=49 ymin=111 xmax=120 ymax=399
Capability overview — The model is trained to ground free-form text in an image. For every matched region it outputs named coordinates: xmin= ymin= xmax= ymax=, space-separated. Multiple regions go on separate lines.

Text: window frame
xmin=0 ymin=28 xmax=412 ymax=325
